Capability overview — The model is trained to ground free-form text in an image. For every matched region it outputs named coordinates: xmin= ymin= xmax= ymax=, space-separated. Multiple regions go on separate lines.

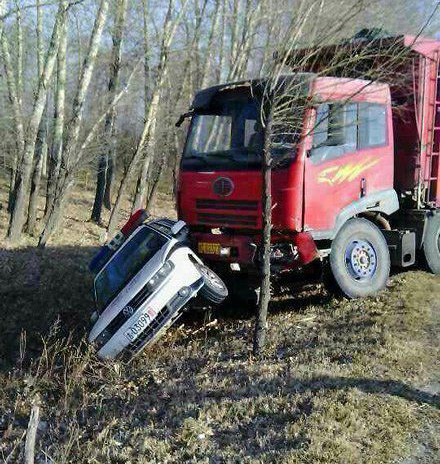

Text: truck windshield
xmin=182 ymin=89 xmax=305 ymax=170
xmin=94 ymin=226 xmax=167 ymax=312
xmin=184 ymin=97 xmax=263 ymax=163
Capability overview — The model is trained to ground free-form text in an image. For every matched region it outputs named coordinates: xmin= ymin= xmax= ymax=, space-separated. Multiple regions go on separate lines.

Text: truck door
xmin=303 ymin=101 xmax=389 ymax=236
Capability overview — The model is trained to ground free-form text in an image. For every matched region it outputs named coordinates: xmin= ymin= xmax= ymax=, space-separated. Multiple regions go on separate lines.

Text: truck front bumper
xmin=191 ymin=231 xmax=318 ymax=269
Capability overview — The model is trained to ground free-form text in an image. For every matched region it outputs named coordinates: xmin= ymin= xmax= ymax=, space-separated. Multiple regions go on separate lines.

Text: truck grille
xmin=197 ymin=212 xmax=258 ymax=226
xmin=196 ymin=199 xmax=259 ymax=227
xmin=196 ymin=199 xmax=258 ymax=211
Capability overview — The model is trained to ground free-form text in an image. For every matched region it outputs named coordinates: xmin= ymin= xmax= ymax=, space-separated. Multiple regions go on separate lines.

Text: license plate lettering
xmin=198 ymin=242 xmax=221 ymax=255
xmin=124 ymin=307 xmax=155 ymax=342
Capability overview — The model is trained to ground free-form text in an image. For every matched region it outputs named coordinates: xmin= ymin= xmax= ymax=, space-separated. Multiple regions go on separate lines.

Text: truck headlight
xmin=147 ymin=261 xmax=174 ymax=291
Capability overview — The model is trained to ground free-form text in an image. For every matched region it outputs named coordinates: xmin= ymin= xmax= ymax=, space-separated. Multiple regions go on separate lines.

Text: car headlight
xmin=147 ymin=261 xmax=174 ymax=291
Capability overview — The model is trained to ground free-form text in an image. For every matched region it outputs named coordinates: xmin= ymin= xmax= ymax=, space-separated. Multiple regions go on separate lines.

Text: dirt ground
xmin=0 ymin=176 xmax=439 ymax=463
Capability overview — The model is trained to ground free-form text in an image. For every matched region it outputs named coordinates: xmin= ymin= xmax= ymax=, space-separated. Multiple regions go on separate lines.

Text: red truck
xmin=176 ymin=33 xmax=440 ymax=299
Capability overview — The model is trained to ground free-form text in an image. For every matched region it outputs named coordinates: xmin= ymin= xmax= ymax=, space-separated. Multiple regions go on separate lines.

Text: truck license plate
xmin=198 ymin=242 xmax=221 ymax=255
xmin=124 ymin=307 xmax=157 ymax=342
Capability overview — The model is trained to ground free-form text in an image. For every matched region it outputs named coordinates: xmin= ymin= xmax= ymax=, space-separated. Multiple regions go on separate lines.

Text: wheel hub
xmin=345 ymin=239 xmax=377 ymax=281
xmin=200 ymin=266 xmax=224 ymax=289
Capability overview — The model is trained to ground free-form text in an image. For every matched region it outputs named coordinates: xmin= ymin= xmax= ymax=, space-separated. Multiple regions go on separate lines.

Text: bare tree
xmin=27 ymin=0 xmax=49 ymax=235
xmin=45 ymin=0 xmax=68 ymax=221
xmin=7 ymin=1 xmax=69 ymax=243
xmin=107 ymin=0 xmax=188 ymax=235
xmin=130 ymin=0 xmax=191 ymax=215
xmin=91 ymin=0 xmax=128 ymax=224
xmin=0 ymin=0 xmax=25 ymax=211
xmin=39 ymin=0 xmax=110 ymax=246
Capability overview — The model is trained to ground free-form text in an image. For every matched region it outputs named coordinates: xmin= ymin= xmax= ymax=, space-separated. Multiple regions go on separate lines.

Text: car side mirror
xmin=175 ymin=111 xmax=193 ymax=128
xmin=171 ymin=220 xmax=187 ymax=236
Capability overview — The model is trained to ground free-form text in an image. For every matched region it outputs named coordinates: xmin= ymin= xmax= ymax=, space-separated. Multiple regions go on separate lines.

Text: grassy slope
xmin=0 ymin=178 xmax=439 ymax=463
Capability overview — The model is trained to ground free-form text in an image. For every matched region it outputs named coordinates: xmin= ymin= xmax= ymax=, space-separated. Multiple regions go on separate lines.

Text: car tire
xmin=328 ymin=218 xmax=390 ymax=298
xmin=423 ymin=213 xmax=440 ymax=274
xmin=195 ymin=264 xmax=228 ymax=304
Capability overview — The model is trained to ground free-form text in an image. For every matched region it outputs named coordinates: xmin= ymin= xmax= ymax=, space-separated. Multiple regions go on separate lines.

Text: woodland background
xmin=0 ymin=0 xmax=439 ymax=246
xmin=0 ymin=1 xmax=439 ymax=463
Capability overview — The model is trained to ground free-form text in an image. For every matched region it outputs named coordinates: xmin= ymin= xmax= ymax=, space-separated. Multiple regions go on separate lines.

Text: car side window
xmin=358 ymin=103 xmax=387 ymax=148
xmin=310 ymin=102 xmax=357 ymax=164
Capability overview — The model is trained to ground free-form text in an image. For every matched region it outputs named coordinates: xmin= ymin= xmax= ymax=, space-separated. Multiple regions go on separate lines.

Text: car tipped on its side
xmin=88 ymin=214 xmax=228 ymax=360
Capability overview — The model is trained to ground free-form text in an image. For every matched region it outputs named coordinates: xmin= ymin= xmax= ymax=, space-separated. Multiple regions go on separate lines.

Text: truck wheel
xmin=423 ymin=213 xmax=440 ymax=274
xmin=195 ymin=264 xmax=228 ymax=304
xmin=329 ymin=218 xmax=390 ymax=298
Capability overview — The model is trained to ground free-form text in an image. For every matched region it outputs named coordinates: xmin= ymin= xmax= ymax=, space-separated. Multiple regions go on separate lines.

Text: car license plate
xmin=198 ymin=242 xmax=221 ymax=255
xmin=124 ymin=307 xmax=157 ymax=342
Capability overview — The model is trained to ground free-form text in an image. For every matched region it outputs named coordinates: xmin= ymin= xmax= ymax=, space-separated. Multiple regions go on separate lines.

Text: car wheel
xmin=329 ymin=218 xmax=390 ymax=298
xmin=423 ymin=213 xmax=440 ymax=274
xmin=195 ymin=264 xmax=228 ymax=304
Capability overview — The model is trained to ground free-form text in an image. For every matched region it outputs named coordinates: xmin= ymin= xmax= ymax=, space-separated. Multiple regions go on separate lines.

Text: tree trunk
xmin=108 ymin=0 xmax=187 ymax=235
xmin=91 ymin=0 xmax=127 ymax=223
xmin=253 ymin=104 xmax=273 ymax=358
xmin=15 ymin=1 xmax=23 ymax=107
xmin=45 ymin=4 xmax=67 ymax=219
xmin=27 ymin=106 xmax=48 ymax=236
xmin=39 ymin=0 xmax=110 ymax=246
xmin=0 ymin=0 xmax=25 ymax=212
xmin=7 ymin=3 xmax=68 ymax=243
xmin=39 ymin=169 xmax=72 ymax=247
xmin=199 ymin=0 xmax=221 ymax=89
xmin=131 ymin=110 xmax=158 ymax=212
xmin=146 ymin=151 xmax=166 ymax=210
xmin=216 ymin=0 xmax=226 ymax=82
xmin=27 ymin=4 xmax=47 ymax=236
xmin=132 ymin=0 xmax=198 ymax=213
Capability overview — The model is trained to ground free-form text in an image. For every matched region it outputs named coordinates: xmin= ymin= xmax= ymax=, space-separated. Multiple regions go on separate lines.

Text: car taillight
xmin=121 ymin=209 xmax=149 ymax=236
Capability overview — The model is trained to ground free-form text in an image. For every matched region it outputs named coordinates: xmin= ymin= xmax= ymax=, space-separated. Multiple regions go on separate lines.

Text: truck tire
xmin=329 ymin=218 xmax=390 ymax=298
xmin=423 ymin=213 xmax=440 ymax=274
xmin=195 ymin=264 xmax=229 ymax=304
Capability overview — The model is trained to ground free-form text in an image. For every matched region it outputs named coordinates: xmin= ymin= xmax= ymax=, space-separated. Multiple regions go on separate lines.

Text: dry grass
xmin=0 ymin=175 xmax=439 ymax=463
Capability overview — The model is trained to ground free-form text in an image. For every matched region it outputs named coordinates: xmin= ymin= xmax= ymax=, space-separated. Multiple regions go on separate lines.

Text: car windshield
xmin=94 ymin=226 xmax=167 ymax=312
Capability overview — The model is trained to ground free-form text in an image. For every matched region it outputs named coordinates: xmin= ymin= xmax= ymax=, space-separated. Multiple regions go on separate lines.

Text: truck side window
xmin=358 ymin=103 xmax=387 ymax=148
xmin=311 ymin=103 xmax=357 ymax=164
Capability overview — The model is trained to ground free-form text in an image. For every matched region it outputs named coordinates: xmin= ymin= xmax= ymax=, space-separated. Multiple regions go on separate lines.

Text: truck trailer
xmin=176 ymin=33 xmax=440 ymax=298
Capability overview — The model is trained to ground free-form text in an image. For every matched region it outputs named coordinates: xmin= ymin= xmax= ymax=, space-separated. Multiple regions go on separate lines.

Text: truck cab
xmin=177 ymin=33 xmax=440 ymax=298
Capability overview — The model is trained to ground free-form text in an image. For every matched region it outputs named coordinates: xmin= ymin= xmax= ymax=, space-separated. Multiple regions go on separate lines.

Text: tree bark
xmin=27 ymin=2 xmax=48 ymax=235
xmin=199 ymin=0 xmax=221 ymax=89
xmin=253 ymin=104 xmax=273 ymax=358
xmin=7 ymin=2 xmax=68 ymax=243
xmin=27 ymin=104 xmax=48 ymax=236
xmin=0 ymin=0 xmax=25 ymax=212
xmin=91 ymin=0 xmax=127 ymax=223
xmin=45 ymin=3 xmax=67 ymax=219
xmin=15 ymin=0 xmax=23 ymax=106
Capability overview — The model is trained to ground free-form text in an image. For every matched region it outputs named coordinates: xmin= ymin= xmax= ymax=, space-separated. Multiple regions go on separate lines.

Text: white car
xmin=88 ymin=215 xmax=228 ymax=360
